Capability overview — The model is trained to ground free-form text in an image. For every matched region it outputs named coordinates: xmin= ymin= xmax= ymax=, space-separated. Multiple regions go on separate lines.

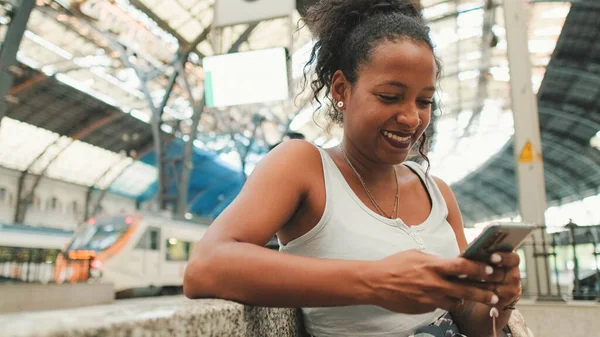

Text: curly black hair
xmin=302 ymin=0 xmax=442 ymax=167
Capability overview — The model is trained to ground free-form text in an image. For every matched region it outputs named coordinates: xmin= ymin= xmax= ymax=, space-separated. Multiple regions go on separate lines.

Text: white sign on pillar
xmin=214 ymin=0 xmax=295 ymax=27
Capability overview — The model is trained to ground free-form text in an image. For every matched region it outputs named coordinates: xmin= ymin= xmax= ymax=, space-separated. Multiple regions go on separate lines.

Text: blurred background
xmin=0 ymin=0 xmax=599 ymax=324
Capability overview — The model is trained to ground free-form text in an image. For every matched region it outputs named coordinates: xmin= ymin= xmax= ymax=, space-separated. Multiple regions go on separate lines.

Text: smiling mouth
xmin=381 ymin=130 xmax=413 ymax=143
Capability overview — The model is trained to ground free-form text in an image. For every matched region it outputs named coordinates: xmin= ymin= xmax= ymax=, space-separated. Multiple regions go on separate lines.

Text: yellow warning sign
xmin=519 ymin=141 xmax=534 ymax=163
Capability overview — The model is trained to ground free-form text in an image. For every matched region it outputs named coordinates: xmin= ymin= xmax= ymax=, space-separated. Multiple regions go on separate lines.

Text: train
xmin=54 ymin=213 xmax=211 ymax=296
xmin=0 ymin=224 xmax=72 ymax=283
xmin=0 ymin=223 xmax=72 ymax=250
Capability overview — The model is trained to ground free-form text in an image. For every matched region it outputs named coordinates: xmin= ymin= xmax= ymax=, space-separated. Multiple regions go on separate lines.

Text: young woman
xmin=184 ymin=1 xmax=522 ymax=336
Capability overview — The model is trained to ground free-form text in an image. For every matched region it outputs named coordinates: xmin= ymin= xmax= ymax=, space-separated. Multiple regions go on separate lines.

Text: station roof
xmin=1 ymin=0 xmax=598 ymax=221
xmin=452 ymin=0 xmax=600 ymax=225
xmin=0 ymin=63 xmax=244 ymax=210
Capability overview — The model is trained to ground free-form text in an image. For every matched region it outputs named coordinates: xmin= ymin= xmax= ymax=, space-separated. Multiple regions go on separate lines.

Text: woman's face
xmin=332 ymin=39 xmax=437 ymax=165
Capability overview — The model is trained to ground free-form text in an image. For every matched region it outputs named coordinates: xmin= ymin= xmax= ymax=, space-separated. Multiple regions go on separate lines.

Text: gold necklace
xmin=339 ymin=146 xmax=399 ymax=219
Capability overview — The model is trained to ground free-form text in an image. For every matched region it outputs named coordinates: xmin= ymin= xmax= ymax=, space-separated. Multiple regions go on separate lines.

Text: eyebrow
xmin=380 ymin=80 xmax=436 ymax=92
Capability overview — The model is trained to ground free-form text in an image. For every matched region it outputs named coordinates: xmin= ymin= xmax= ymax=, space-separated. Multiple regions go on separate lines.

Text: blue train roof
xmin=129 ymin=139 xmax=244 ymax=219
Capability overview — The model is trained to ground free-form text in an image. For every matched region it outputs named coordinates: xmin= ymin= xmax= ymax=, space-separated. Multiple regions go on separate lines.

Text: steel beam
xmin=13 ymin=135 xmax=64 ymax=223
xmin=539 ymin=105 xmax=600 ymax=132
xmin=84 ymin=185 xmax=92 ymax=221
xmin=546 ymin=65 xmax=600 ymax=86
xmin=70 ymin=113 xmax=123 ymax=139
xmin=542 ymin=154 xmax=593 ymax=196
xmin=14 ymin=112 xmax=123 ymax=222
xmin=15 ymin=139 xmax=74 ymax=223
xmin=479 ymin=150 xmax=585 ymax=217
xmin=128 ymin=0 xmax=188 ymax=49
xmin=175 ymin=65 xmax=205 ymax=215
xmin=115 ymin=43 xmax=179 ymax=211
xmin=181 ymin=26 xmax=211 ymax=57
xmin=0 ymin=0 xmax=36 ymax=126
xmin=155 ymin=69 xmax=179 ymax=210
xmin=464 ymin=0 xmax=495 ymax=133
xmin=8 ymin=73 xmax=46 ymax=95
xmin=228 ymin=23 xmax=259 ymax=53
xmin=475 ymin=150 xmax=586 ymax=205
xmin=83 ymin=156 xmax=129 ymax=220
xmin=543 ymin=133 xmax=600 ymax=174
xmin=129 ymin=0 xmax=212 ymax=58
xmin=90 ymin=161 xmax=136 ymax=217
xmin=45 ymin=4 xmax=182 ymax=212
xmin=90 ymin=146 xmax=154 ymax=216
xmin=428 ymin=3 xmax=501 ymax=23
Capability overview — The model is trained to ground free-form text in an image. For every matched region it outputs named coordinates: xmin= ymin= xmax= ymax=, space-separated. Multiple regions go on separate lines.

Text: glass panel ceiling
xmin=0 ymin=118 xmax=59 ymax=171
xmin=1 ymin=1 xmax=585 ymax=202
xmin=0 ymin=118 xmax=156 ymax=195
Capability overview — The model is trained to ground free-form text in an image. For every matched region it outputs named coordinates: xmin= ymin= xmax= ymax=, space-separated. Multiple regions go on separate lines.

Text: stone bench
xmin=2 ymin=295 xmax=600 ymax=337
xmin=0 ymin=296 xmax=303 ymax=337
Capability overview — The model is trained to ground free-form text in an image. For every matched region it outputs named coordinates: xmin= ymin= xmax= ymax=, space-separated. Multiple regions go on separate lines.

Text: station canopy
xmin=1 ymin=0 xmax=598 ymax=222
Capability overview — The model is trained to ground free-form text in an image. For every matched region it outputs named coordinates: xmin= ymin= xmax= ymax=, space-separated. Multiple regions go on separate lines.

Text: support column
xmin=503 ymin=0 xmax=554 ymax=299
xmin=175 ymin=63 xmax=204 ymax=215
xmin=0 ymin=0 xmax=36 ymax=126
xmin=116 ymin=46 xmax=179 ymax=211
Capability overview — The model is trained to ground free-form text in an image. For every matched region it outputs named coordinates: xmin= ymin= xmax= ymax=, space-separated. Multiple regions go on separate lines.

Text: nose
xmin=394 ymin=103 xmax=420 ymax=130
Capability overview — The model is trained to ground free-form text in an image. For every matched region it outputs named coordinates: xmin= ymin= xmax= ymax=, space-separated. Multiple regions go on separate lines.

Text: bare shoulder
xmin=431 ymin=175 xmax=459 ymax=213
xmin=432 ymin=176 xmax=453 ymax=197
xmin=265 ymin=139 xmax=321 ymax=163
xmin=256 ymin=139 xmax=322 ymax=180
xmin=432 ymin=175 xmax=467 ymax=247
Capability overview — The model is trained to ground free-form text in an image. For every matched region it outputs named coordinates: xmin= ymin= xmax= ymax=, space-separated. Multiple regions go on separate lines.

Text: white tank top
xmin=279 ymin=146 xmax=461 ymax=337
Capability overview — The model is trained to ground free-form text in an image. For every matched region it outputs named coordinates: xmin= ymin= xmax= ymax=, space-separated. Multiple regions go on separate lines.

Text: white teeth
xmin=382 ymin=131 xmax=410 ymax=142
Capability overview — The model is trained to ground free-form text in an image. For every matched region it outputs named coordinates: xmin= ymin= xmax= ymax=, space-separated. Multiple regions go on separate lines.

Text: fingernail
xmin=485 ymin=266 xmax=494 ymax=275
xmin=491 ymin=254 xmax=502 ymax=264
xmin=458 ymin=274 xmax=468 ymax=279
xmin=490 ymin=294 xmax=499 ymax=305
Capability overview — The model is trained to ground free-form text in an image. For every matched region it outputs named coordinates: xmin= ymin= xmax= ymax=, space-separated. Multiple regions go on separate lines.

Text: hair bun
xmin=305 ymin=0 xmax=423 ymax=39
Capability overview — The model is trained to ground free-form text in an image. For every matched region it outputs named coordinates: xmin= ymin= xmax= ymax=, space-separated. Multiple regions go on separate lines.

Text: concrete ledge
xmin=2 ymin=295 xmax=598 ymax=337
xmin=0 ymin=282 xmax=114 ymax=314
xmin=517 ymin=299 xmax=600 ymax=337
xmin=0 ymin=296 xmax=303 ymax=337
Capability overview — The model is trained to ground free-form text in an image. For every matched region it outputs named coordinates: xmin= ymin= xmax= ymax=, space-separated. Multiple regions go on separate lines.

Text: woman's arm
xmin=184 ymin=140 xmax=373 ymax=306
xmin=435 ymin=177 xmax=518 ymax=337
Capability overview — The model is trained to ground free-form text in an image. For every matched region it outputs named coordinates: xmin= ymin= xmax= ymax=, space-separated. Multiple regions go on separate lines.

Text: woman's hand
xmin=487 ymin=252 xmax=522 ymax=309
xmin=366 ymin=249 xmax=501 ymax=314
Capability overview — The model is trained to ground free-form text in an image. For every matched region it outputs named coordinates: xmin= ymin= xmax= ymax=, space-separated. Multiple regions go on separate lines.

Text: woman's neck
xmin=339 ymin=139 xmax=397 ymax=185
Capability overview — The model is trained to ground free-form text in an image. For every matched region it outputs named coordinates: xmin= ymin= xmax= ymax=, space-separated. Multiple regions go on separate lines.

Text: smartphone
xmin=461 ymin=223 xmax=535 ymax=262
